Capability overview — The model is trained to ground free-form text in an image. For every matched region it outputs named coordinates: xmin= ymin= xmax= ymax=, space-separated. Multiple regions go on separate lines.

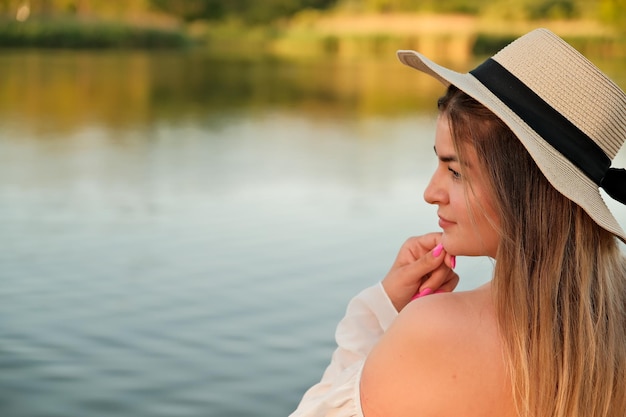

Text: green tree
xmin=525 ymin=0 xmax=579 ymax=19
xmin=598 ymin=0 xmax=626 ymax=27
xmin=150 ymin=0 xmax=224 ymax=21
xmin=149 ymin=0 xmax=338 ymax=23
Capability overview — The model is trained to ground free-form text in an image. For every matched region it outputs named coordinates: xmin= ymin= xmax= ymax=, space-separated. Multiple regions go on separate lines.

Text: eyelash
xmin=448 ymin=167 xmax=461 ymax=180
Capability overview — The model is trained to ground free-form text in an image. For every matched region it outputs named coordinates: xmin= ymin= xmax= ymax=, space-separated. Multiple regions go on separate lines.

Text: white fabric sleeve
xmin=289 ymin=282 xmax=398 ymax=417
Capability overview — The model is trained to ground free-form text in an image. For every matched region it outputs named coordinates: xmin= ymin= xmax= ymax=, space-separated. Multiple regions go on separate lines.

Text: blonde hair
xmin=439 ymin=85 xmax=626 ymax=417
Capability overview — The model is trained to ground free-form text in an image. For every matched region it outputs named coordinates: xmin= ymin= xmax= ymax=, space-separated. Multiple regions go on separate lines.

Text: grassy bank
xmin=0 ymin=18 xmax=191 ymax=49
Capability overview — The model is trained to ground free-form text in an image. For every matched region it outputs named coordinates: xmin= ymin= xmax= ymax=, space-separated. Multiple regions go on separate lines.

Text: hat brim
xmin=397 ymin=50 xmax=626 ymax=243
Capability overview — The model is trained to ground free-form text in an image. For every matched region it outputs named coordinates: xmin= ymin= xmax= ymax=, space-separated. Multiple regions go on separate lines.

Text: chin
xmin=442 ymin=235 xmax=494 ymax=257
xmin=440 ymin=235 xmax=460 ymax=256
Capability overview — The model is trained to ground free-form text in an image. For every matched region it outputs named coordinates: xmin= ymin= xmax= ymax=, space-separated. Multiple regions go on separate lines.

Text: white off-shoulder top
xmin=289 ymin=283 xmax=399 ymax=417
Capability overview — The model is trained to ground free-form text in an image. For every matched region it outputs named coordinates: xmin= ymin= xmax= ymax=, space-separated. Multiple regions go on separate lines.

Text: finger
xmin=419 ymin=263 xmax=451 ymax=292
xmin=393 ymin=233 xmax=443 ymax=266
xmin=417 ymin=264 xmax=453 ymax=293
xmin=413 ymin=272 xmax=459 ymax=300
xmin=443 ymin=253 xmax=456 ymax=270
xmin=384 ymin=250 xmax=448 ymax=310
xmin=396 ymin=245 xmax=447 ymax=291
xmin=430 ymin=269 xmax=460 ymax=293
xmin=404 ymin=233 xmax=443 ymax=263
xmin=437 ymin=272 xmax=459 ymax=293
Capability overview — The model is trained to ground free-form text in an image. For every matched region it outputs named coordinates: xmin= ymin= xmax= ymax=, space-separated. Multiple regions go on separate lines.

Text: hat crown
xmin=492 ymin=28 xmax=626 ymax=159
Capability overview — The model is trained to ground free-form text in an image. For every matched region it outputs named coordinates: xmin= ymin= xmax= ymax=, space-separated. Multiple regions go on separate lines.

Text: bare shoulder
xmin=360 ymin=285 xmax=515 ymax=417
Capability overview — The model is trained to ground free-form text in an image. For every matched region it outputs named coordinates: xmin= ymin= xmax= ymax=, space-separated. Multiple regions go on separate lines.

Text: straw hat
xmin=398 ymin=28 xmax=626 ymax=242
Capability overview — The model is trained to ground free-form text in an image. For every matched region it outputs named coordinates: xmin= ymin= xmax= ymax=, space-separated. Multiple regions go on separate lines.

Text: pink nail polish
xmin=417 ymin=288 xmax=434 ymax=298
xmin=433 ymin=244 xmax=443 ymax=257
xmin=411 ymin=287 xmax=435 ymax=301
xmin=451 ymin=255 xmax=456 ymax=269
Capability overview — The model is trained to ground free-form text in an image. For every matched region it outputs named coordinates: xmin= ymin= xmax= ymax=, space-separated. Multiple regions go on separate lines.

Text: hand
xmin=381 ymin=233 xmax=458 ymax=311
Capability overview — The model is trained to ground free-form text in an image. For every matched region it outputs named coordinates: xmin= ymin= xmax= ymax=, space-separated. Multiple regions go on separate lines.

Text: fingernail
xmin=451 ymin=255 xmax=456 ymax=269
xmin=417 ymin=288 xmax=434 ymax=298
xmin=411 ymin=287 xmax=435 ymax=301
xmin=433 ymin=244 xmax=443 ymax=257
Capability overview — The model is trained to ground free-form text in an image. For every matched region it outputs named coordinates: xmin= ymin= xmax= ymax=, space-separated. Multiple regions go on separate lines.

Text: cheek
xmin=469 ymin=196 xmax=501 ymax=254
xmin=440 ymin=193 xmax=473 ymax=252
xmin=450 ymin=189 xmax=472 ymax=225
xmin=445 ymin=190 xmax=500 ymax=256
xmin=475 ymin=192 xmax=500 ymax=233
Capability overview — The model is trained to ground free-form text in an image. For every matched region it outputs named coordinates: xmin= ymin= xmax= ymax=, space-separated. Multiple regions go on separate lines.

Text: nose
xmin=423 ymin=169 xmax=447 ymax=205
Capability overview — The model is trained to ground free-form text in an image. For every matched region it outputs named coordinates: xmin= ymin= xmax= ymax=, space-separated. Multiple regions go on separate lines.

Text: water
xmin=1 ymin=48 xmax=625 ymax=417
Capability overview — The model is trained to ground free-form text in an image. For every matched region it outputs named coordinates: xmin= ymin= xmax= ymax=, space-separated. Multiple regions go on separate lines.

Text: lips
xmin=438 ymin=214 xmax=455 ymax=229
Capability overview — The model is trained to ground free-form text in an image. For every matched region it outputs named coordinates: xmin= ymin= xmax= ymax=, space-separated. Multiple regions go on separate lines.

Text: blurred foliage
xmin=150 ymin=0 xmax=339 ymax=23
xmin=598 ymin=0 xmax=626 ymax=27
xmin=0 ymin=0 xmax=341 ymax=23
xmin=0 ymin=0 xmax=623 ymax=24
xmin=0 ymin=0 xmax=624 ymax=49
xmin=145 ymin=0 xmax=625 ymax=24
xmin=0 ymin=17 xmax=189 ymax=48
xmin=0 ymin=0 xmax=152 ymax=18
xmin=329 ymin=0 xmax=606 ymax=20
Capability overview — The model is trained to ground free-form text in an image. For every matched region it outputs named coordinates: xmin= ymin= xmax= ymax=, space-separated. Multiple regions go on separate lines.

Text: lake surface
xmin=1 ymin=48 xmax=625 ymax=417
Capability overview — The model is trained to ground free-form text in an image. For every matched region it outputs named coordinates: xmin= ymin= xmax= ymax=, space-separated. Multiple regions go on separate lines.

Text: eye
xmin=448 ymin=167 xmax=461 ymax=180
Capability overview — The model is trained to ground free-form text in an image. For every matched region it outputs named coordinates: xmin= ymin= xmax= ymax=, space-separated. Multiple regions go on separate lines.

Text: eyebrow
xmin=433 ymin=146 xmax=458 ymax=163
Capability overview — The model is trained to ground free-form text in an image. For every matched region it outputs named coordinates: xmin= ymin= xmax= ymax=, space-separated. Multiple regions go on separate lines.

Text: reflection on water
xmin=1 ymin=48 xmax=625 ymax=417
xmin=0 ymin=48 xmax=457 ymax=134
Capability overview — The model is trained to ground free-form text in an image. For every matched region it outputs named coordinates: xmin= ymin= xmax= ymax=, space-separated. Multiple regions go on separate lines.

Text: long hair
xmin=438 ymin=85 xmax=626 ymax=417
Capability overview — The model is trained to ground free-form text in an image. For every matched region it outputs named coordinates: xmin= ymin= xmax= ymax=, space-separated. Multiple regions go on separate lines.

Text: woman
xmin=290 ymin=28 xmax=626 ymax=417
